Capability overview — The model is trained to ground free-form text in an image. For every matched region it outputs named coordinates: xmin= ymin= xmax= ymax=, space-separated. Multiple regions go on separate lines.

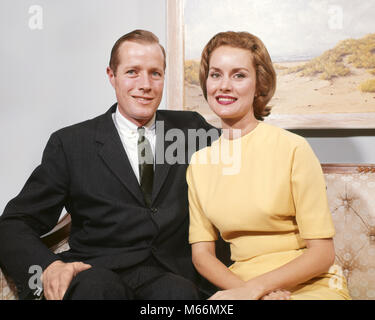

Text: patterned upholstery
xmin=1 ymin=164 xmax=374 ymax=300
xmin=0 ymin=270 xmax=17 ymax=300
xmin=325 ymin=164 xmax=375 ymax=300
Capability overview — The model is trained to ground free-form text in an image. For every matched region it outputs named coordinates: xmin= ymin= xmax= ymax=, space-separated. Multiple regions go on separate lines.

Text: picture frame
xmin=166 ymin=0 xmax=375 ymax=129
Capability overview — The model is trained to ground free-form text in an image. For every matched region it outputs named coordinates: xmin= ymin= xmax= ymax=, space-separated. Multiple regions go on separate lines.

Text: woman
xmin=187 ymin=31 xmax=351 ymax=300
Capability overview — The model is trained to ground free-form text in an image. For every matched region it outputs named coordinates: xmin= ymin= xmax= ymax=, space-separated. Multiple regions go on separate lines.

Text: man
xmin=0 ymin=30 xmax=218 ymax=300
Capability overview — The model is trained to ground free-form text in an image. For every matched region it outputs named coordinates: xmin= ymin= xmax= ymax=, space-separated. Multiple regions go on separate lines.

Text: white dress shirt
xmin=112 ymin=107 xmax=156 ymax=183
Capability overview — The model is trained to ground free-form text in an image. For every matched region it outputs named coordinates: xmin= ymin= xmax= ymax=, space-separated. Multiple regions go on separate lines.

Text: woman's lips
xmin=216 ymin=95 xmax=237 ymax=105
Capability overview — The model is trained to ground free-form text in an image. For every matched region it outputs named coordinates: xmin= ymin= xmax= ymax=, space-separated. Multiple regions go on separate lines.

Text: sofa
xmin=1 ymin=163 xmax=374 ymax=300
xmin=324 ymin=164 xmax=375 ymax=300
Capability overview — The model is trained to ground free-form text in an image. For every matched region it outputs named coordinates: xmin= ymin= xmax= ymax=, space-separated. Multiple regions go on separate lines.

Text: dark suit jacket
xmin=0 ymin=104 xmax=219 ymax=299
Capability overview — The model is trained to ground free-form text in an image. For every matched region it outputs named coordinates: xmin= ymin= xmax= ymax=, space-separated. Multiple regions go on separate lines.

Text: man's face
xmin=107 ymin=41 xmax=165 ymax=126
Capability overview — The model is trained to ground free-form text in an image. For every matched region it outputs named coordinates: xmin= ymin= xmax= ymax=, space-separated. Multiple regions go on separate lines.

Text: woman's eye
xmin=210 ymin=72 xmax=220 ymax=78
xmin=234 ymin=73 xmax=245 ymax=79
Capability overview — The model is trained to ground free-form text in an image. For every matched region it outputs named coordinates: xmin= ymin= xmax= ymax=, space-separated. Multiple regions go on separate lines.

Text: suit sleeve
xmin=0 ymin=132 xmax=69 ymax=298
xmin=194 ymin=111 xmax=220 ymax=132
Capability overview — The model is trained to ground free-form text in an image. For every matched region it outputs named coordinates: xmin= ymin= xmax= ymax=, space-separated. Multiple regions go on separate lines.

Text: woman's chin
xmin=210 ymin=110 xmax=238 ymax=120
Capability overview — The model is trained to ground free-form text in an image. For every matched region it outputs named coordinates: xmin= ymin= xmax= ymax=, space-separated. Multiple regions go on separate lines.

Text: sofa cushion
xmin=325 ymin=165 xmax=375 ymax=300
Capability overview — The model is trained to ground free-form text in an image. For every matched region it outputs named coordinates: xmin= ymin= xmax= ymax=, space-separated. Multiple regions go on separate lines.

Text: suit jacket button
xmin=151 ymin=207 xmax=158 ymax=214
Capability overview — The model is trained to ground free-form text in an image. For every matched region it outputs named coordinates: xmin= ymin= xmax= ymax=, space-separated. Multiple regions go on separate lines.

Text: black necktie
xmin=137 ymin=127 xmax=154 ymax=207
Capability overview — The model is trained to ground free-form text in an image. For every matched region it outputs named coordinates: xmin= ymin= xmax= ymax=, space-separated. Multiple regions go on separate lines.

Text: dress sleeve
xmin=291 ymin=139 xmax=335 ymax=239
xmin=186 ymin=158 xmax=218 ymax=244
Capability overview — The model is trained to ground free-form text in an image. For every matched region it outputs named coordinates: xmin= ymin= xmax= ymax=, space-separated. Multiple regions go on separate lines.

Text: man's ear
xmin=106 ymin=66 xmax=115 ymax=88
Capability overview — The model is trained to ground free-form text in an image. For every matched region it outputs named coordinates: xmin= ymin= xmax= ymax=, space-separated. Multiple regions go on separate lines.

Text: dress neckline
xmin=219 ymin=121 xmax=264 ymax=143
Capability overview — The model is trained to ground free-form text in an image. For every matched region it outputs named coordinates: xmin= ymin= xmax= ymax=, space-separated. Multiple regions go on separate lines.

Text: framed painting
xmin=166 ymin=0 xmax=375 ymax=129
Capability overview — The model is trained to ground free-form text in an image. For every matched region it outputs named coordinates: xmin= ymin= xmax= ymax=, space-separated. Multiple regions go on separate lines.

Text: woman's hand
xmin=261 ymin=290 xmax=291 ymax=300
xmin=208 ymin=287 xmax=260 ymax=300
xmin=208 ymin=287 xmax=291 ymax=300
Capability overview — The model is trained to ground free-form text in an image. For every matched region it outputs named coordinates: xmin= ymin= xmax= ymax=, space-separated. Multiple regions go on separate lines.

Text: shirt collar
xmin=115 ymin=107 xmax=156 ymax=136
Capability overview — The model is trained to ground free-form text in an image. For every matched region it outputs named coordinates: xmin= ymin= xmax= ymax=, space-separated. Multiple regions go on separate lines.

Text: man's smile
xmin=131 ymin=95 xmax=154 ymax=104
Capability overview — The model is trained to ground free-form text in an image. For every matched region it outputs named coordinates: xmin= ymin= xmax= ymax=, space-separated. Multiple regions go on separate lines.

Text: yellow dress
xmin=187 ymin=122 xmax=350 ymax=300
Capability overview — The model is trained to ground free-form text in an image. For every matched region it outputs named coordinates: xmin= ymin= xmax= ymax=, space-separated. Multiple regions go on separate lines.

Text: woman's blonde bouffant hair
xmin=199 ymin=31 xmax=276 ymax=121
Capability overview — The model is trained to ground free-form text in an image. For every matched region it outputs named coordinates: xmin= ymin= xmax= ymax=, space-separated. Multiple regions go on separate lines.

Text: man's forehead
xmin=119 ymin=41 xmax=162 ymax=55
xmin=117 ymin=41 xmax=164 ymax=66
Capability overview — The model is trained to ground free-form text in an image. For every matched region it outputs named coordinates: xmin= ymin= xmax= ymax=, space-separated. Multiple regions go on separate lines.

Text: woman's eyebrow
xmin=209 ymin=66 xmax=249 ymax=72
xmin=231 ymin=67 xmax=249 ymax=73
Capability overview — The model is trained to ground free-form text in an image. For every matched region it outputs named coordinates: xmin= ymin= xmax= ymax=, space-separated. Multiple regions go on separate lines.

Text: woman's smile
xmin=215 ymin=95 xmax=237 ymax=105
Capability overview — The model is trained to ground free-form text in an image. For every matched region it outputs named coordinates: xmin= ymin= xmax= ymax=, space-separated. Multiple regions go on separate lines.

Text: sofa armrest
xmin=41 ymin=213 xmax=71 ymax=252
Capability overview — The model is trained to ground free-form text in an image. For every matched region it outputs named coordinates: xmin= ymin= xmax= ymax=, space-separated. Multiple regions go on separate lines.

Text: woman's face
xmin=206 ymin=46 xmax=257 ymax=123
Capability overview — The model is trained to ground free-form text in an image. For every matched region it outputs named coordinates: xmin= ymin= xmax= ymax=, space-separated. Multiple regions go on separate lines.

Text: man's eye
xmin=152 ymin=71 xmax=162 ymax=77
xmin=126 ymin=70 xmax=136 ymax=76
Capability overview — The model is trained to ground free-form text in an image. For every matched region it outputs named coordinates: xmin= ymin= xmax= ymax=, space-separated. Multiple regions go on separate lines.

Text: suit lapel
xmin=95 ymin=105 xmax=145 ymax=205
xmin=152 ymin=111 xmax=174 ymax=203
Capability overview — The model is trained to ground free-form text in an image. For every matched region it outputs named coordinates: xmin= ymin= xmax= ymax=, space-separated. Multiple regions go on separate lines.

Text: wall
xmin=294 ymin=130 xmax=375 ymax=163
xmin=0 ymin=0 xmax=166 ymax=213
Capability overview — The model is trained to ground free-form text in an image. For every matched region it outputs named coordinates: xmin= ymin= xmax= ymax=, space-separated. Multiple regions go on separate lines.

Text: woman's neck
xmin=220 ymin=114 xmax=259 ymax=140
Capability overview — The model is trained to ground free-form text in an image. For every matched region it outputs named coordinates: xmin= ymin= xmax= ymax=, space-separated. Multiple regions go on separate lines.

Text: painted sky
xmin=184 ymin=0 xmax=375 ymax=61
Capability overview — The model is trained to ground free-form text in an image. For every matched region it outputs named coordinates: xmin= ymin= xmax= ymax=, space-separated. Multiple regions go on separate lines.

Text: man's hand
xmin=42 ymin=260 xmax=92 ymax=300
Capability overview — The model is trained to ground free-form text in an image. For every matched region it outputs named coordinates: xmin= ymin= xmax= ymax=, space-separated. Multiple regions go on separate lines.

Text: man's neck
xmin=115 ymin=108 xmax=156 ymax=131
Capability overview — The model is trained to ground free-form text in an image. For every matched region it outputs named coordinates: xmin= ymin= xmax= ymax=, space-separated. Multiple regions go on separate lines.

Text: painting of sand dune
xmin=181 ymin=0 xmax=375 ymax=128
